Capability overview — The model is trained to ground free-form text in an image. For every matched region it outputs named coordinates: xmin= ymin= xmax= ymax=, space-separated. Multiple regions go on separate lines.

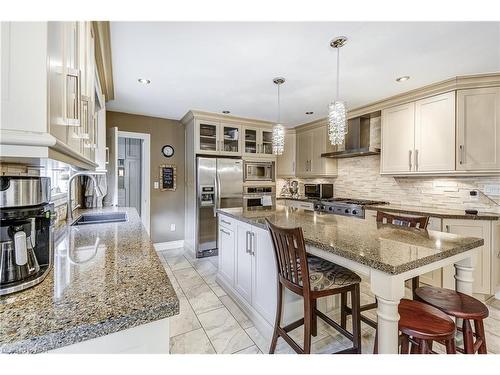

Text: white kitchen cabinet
xmin=217 ymin=214 xmax=278 ymax=326
xmin=1 ymin=21 xmax=100 ymax=170
xmin=242 ymin=126 xmax=274 ymax=158
xmin=218 ymin=225 xmax=235 ymax=286
xmin=414 ymin=92 xmax=456 ymax=172
xmin=235 ymin=222 xmax=253 ymax=303
xmin=252 ymin=226 xmax=278 ymax=325
xmin=456 ymin=87 xmax=500 ymax=172
xmin=296 ymin=125 xmax=337 ymax=177
xmin=276 ymin=130 xmax=296 ymax=177
xmin=442 ymin=219 xmax=492 ymax=295
xmin=381 ymin=102 xmax=416 ymax=173
xmin=195 ymin=119 xmax=242 ymax=156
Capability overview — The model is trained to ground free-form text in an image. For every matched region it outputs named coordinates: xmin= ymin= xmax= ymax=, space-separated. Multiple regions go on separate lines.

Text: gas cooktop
xmin=313 ymin=198 xmax=387 ymax=219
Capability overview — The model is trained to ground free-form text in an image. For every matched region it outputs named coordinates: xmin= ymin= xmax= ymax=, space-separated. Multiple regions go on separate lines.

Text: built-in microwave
xmin=304 ymin=183 xmax=334 ymax=199
xmin=243 ymin=161 xmax=275 ymax=182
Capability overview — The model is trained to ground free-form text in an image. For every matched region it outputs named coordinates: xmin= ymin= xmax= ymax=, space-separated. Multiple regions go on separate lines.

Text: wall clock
xmin=161 ymin=145 xmax=174 ymax=158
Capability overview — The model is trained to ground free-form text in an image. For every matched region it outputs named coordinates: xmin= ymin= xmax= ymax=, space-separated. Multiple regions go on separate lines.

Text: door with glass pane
xmin=260 ymin=129 xmax=273 ymax=155
xmin=220 ymin=123 xmax=242 ymax=156
xmin=243 ymin=127 xmax=259 ymax=157
xmin=196 ymin=120 xmax=219 ymax=155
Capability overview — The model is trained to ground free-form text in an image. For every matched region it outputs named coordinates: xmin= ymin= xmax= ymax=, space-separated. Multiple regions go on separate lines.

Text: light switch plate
xmin=484 ymin=184 xmax=500 ymax=196
xmin=170 ymin=224 xmax=176 ymax=232
xmin=154 ymin=181 xmax=159 ymax=189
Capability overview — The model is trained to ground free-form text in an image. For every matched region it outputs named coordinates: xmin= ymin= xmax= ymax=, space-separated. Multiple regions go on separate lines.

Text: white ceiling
xmin=107 ymin=22 xmax=500 ymax=126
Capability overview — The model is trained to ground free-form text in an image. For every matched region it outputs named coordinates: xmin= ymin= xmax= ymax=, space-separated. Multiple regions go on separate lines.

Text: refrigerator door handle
xmin=216 ymin=173 xmax=221 ymax=211
xmin=213 ymin=177 xmax=218 ymax=217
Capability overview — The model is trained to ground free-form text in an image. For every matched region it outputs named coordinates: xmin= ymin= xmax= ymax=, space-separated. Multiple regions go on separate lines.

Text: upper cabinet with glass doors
xmin=187 ymin=111 xmax=277 ymax=159
xmin=242 ymin=127 xmax=274 ymax=158
xmin=195 ymin=120 xmax=242 ymax=156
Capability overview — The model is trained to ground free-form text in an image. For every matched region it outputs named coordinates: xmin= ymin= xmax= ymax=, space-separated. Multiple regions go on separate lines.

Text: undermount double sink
xmin=71 ymin=212 xmax=128 ymax=226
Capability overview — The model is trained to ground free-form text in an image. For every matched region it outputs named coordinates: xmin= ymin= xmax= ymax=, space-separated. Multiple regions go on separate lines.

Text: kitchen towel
xmin=261 ymin=195 xmax=273 ymax=207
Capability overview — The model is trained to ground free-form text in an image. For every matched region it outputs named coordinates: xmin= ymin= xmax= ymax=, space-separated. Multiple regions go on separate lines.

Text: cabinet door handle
xmin=250 ymin=232 xmax=255 ymax=255
xmin=105 ymin=147 xmax=110 ymax=164
xmin=445 ymin=225 xmax=450 ymax=233
xmin=64 ymin=68 xmax=81 ymax=126
xmin=459 ymin=144 xmax=464 ymax=165
xmin=245 ymin=231 xmax=250 ymax=253
xmin=220 ymin=228 xmax=230 ymax=236
xmin=221 ymin=219 xmax=231 ymax=226
xmin=292 ymin=161 xmax=295 ymax=173
xmin=409 ymin=150 xmax=413 ymax=171
xmin=415 ymin=149 xmax=419 ymax=171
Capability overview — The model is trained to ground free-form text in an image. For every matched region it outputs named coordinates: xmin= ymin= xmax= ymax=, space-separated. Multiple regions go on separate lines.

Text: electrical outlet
xmin=154 ymin=181 xmax=159 ymax=189
xmin=469 ymin=190 xmax=479 ymax=202
xmin=170 ymin=224 xmax=176 ymax=232
xmin=484 ymin=184 xmax=500 ymax=196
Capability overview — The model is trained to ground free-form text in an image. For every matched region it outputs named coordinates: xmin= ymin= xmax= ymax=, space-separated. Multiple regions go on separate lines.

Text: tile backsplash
xmin=278 ymin=155 xmax=500 ymax=213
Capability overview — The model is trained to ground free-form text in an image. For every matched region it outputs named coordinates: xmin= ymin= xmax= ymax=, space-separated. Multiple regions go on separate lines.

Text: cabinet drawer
xmin=219 ymin=215 xmax=236 ymax=229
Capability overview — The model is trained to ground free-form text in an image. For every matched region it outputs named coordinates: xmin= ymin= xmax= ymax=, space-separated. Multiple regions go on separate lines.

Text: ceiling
xmin=107 ymin=22 xmax=500 ymax=126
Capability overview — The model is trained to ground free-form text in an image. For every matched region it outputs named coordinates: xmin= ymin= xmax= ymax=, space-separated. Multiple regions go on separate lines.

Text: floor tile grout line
xmin=172 ymin=250 xmax=257 ymax=353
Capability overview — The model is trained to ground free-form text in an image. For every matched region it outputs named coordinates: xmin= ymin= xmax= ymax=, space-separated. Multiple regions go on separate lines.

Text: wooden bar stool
xmin=342 ymin=211 xmax=430 ymax=330
xmin=415 ymin=286 xmax=489 ymax=354
xmin=266 ymin=219 xmax=362 ymax=354
xmin=374 ymin=299 xmax=457 ymax=354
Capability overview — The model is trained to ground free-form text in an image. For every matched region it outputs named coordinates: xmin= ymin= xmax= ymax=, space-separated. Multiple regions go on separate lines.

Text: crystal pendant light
xmin=328 ymin=36 xmax=348 ymax=146
xmin=272 ymin=77 xmax=285 ymax=155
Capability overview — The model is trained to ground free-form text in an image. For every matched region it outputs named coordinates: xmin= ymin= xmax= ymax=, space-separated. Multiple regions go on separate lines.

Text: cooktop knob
xmin=328 ymin=206 xmax=335 ymax=211
xmin=352 ymin=210 xmax=357 ymax=215
xmin=344 ymin=208 xmax=350 ymax=214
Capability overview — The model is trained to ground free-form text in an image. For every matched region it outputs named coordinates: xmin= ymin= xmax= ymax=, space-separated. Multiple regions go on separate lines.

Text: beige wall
xmin=278 ymin=155 xmax=500 ymax=213
xmin=106 ymin=111 xmax=185 ymax=243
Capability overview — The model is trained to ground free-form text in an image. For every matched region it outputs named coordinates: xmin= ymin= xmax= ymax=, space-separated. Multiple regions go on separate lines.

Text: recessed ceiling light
xmin=396 ymin=76 xmax=410 ymax=82
xmin=138 ymin=78 xmax=151 ymax=84
xmin=222 ymin=110 xmax=230 ymax=114
xmin=305 ymin=111 xmax=314 ymax=115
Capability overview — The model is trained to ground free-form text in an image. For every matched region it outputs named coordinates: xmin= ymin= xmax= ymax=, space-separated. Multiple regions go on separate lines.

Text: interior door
xmin=104 ymin=126 xmax=118 ymax=206
xmin=381 ymin=102 xmax=415 ymax=173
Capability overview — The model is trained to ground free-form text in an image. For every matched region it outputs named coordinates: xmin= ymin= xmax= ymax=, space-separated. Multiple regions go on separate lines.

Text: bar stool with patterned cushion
xmin=374 ymin=299 xmax=457 ymax=354
xmin=415 ymin=286 xmax=489 ymax=354
xmin=266 ymin=219 xmax=362 ymax=354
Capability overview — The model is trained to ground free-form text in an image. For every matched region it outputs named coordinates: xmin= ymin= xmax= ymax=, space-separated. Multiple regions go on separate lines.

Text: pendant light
xmin=328 ymin=36 xmax=348 ymax=146
xmin=272 ymin=77 xmax=285 ymax=155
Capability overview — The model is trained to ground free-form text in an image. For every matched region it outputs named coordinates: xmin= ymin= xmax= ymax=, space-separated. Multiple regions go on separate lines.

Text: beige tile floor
xmin=157 ymin=247 xmax=500 ymax=354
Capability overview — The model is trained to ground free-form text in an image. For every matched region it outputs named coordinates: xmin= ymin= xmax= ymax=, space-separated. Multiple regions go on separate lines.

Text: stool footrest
xmin=315 ymin=309 xmax=353 ymax=342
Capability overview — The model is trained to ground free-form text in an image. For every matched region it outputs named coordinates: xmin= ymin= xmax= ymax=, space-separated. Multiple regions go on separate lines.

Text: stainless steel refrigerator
xmin=196 ymin=157 xmax=243 ymax=258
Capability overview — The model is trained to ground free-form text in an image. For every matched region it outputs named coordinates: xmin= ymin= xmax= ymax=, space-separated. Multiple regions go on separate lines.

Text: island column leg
xmin=370 ymin=270 xmax=405 ymax=354
xmin=453 ymin=253 xmax=476 ymax=348
xmin=454 ymin=253 xmax=475 ymax=296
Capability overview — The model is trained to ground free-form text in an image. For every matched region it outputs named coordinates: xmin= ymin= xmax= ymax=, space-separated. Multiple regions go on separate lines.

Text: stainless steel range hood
xmin=321 ymin=113 xmax=381 ymax=159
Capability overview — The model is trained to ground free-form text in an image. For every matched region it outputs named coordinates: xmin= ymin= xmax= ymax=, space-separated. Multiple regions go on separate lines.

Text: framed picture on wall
xmin=159 ymin=164 xmax=176 ymax=191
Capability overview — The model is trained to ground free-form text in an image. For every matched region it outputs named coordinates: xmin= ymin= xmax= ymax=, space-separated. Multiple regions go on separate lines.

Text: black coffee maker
xmin=0 ymin=176 xmax=54 ymax=296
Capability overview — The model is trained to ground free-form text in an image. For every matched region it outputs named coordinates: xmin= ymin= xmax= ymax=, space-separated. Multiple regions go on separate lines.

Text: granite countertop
xmin=365 ymin=203 xmax=500 ymax=221
xmin=0 ymin=207 xmax=179 ymax=354
xmin=218 ymin=206 xmax=484 ymax=275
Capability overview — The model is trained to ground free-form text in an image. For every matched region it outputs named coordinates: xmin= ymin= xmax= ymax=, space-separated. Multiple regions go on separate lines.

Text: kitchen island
xmin=0 ymin=207 xmax=179 ymax=354
xmin=216 ymin=206 xmax=484 ymax=354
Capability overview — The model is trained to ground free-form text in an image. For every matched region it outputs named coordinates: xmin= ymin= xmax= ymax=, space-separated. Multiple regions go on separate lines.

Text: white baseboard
xmin=154 ymin=240 xmax=185 ymax=251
